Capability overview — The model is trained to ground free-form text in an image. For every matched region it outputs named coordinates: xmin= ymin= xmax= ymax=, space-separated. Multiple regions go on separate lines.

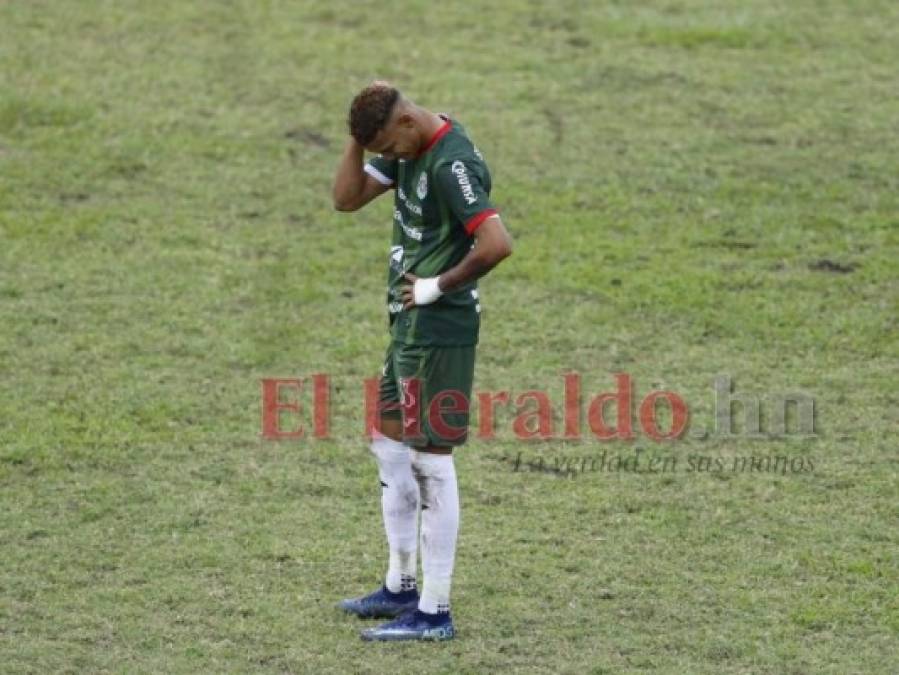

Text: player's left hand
xmin=401 ymin=273 xmax=443 ymax=309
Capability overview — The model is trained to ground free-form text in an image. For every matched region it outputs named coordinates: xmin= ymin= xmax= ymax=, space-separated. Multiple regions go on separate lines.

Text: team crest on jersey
xmin=416 ymin=171 xmax=428 ymax=200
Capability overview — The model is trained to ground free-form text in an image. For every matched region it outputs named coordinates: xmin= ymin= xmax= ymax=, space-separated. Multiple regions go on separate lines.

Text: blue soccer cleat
xmin=339 ymin=585 xmax=420 ymax=619
xmin=360 ymin=608 xmax=455 ymax=641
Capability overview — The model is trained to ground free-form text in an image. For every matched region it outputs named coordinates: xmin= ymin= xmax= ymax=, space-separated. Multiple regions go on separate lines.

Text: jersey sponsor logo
xmin=451 ymin=160 xmax=478 ymax=205
xmin=394 ymin=208 xmax=422 ymax=241
xmin=416 ymin=171 xmax=428 ymax=199
xmin=403 ymin=224 xmax=423 ymax=241
xmin=390 ymin=245 xmax=405 ymax=273
xmin=397 ymin=186 xmax=423 ymax=216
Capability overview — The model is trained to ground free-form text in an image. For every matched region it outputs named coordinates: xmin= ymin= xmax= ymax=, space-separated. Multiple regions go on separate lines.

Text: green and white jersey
xmin=365 ymin=115 xmax=498 ymax=346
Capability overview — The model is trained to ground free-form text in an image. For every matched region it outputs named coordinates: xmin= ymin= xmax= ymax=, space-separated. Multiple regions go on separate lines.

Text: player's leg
xmin=414 ymin=346 xmax=472 ymax=616
xmin=372 ymin=417 xmax=419 ymax=597
xmin=362 ymin=345 xmax=474 ymax=641
xmin=340 ymin=345 xmax=420 ymax=619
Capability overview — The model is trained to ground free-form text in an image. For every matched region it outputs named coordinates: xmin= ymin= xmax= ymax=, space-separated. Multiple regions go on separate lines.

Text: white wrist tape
xmin=413 ymin=277 xmax=443 ymax=305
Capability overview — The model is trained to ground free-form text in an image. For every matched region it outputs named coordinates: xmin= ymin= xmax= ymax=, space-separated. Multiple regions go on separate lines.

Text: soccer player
xmin=332 ymin=81 xmax=513 ymax=641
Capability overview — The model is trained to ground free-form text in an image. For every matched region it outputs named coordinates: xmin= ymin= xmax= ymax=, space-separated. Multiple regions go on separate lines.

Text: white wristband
xmin=413 ymin=277 xmax=443 ymax=305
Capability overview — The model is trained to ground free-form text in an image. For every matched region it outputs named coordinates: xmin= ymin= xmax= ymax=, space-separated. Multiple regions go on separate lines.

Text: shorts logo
xmin=399 ymin=378 xmax=417 ymax=409
xmin=416 ymin=172 xmax=428 ymax=199
xmin=451 ymin=160 xmax=478 ymax=205
xmin=399 ymin=377 xmax=420 ymax=432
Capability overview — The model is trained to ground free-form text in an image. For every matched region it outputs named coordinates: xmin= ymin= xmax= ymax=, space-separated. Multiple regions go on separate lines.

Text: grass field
xmin=1 ymin=1 xmax=897 ymax=673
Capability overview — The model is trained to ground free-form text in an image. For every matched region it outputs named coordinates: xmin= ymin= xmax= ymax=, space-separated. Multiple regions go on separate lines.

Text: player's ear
xmin=396 ymin=112 xmax=415 ymax=129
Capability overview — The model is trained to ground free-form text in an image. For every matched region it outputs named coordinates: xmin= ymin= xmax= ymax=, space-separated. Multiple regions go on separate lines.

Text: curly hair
xmin=348 ymin=83 xmax=401 ymax=146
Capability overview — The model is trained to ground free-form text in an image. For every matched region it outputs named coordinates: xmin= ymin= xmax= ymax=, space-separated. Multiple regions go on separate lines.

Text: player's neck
xmin=416 ymin=108 xmax=446 ymax=152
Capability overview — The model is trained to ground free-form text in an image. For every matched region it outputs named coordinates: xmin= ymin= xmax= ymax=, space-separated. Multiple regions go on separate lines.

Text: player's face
xmin=366 ymin=113 xmax=419 ymax=160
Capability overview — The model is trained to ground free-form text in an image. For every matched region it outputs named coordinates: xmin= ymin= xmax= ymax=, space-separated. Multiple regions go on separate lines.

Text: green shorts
xmin=378 ymin=342 xmax=476 ymax=448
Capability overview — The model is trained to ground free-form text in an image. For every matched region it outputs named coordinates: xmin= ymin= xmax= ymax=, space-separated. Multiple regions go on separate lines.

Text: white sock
xmin=370 ymin=434 xmax=419 ymax=593
xmin=411 ymin=450 xmax=459 ymax=614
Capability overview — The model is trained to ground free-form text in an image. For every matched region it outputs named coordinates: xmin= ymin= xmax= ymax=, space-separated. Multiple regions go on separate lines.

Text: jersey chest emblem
xmin=416 ymin=171 xmax=428 ymax=200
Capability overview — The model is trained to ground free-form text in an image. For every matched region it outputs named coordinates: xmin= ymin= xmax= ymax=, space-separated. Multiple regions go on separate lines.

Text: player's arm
xmin=401 ymin=156 xmax=512 ymax=308
xmin=434 ymin=213 xmax=512 ymax=286
xmin=401 ymin=215 xmax=512 ymax=309
xmin=332 ymin=138 xmax=391 ymax=212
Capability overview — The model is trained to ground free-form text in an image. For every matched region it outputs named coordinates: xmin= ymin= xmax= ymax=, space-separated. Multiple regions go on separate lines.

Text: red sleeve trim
xmin=465 ymin=208 xmax=499 ymax=235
